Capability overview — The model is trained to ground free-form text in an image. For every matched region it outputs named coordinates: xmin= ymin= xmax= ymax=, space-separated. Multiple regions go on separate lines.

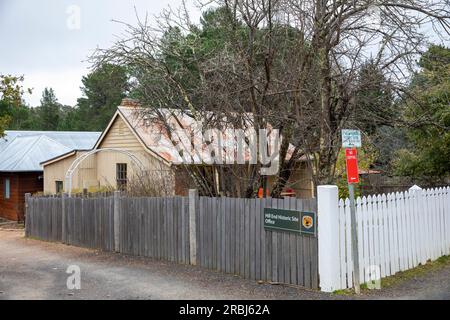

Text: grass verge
xmin=332 ymin=255 xmax=450 ymax=296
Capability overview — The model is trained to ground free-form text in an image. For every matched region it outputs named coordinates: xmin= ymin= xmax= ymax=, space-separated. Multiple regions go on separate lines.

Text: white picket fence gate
xmin=337 ymin=186 xmax=450 ymax=289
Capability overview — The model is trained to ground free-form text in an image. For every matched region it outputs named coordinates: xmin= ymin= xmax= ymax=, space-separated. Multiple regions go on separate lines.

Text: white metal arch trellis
xmin=64 ymin=148 xmax=146 ymax=196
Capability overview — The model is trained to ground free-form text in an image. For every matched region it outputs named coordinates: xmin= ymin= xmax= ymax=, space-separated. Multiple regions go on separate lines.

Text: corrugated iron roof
xmin=117 ymin=106 xmax=302 ymax=165
xmin=0 ymin=131 xmax=101 ymax=172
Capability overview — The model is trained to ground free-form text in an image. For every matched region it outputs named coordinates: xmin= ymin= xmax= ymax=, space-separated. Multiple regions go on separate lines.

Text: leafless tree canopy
xmin=91 ymin=0 xmax=450 ymax=197
xmin=126 ymin=169 xmax=175 ymax=197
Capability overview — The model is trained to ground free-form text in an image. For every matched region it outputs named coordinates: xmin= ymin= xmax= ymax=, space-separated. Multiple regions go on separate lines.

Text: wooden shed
xmin=0 ymin=131 xmax=100 ymax=221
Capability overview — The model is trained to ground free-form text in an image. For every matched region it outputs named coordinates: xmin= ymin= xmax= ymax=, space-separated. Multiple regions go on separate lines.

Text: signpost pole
xmin=348 ymin=183 xmax=360 ymax=294
xmin=342 ymin=129 xmax=362 ymax=294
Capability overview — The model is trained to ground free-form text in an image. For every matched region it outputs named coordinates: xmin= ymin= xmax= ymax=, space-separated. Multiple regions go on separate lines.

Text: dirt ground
xmin=0 ymin=218 xmax=24 ymax=229
xmin=0 ymin=229 xmax=449 ymax=300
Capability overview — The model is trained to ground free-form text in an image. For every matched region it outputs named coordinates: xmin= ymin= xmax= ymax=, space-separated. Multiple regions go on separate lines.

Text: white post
xmin=189 ymin=189 xmax=198 ymax=265
xmin=318 ymin=185 xmax=340 ymax=292
xmin=114 ymin=191 xmax=120 ymax=252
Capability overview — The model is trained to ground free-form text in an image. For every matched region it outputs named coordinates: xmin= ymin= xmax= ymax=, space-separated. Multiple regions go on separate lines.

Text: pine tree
xmin=37 ymin=88 xmax=61 ymax=130
xmin=75 ymin=63 xmax=129 ymax=131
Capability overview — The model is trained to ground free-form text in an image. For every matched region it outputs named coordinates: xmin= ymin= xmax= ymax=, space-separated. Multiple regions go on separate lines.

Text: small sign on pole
xmin=342 ymin=129 xmax=362 ymax=148
xmin=342 ymin=129 xmax=361 ymax=294
xmin=345 ymin=148 xmax=359 ymax=184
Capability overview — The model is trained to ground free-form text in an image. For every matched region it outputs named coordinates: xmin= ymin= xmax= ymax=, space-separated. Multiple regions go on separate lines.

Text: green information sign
xmin=264 ymin=208 xmax=316 ymax=236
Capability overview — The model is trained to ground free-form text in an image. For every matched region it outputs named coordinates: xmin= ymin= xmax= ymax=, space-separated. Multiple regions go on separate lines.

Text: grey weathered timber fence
xmin=25 ymin=192 xmax=318 ymax=289
xmin=64 ymin=195 xmax=115 ymax=251
xmin=25 ymin=195 xmax=63 ymax=242
xmin=119 ymin=196 xmax=191 ymax=264
xmin=196 ymin=196 xmax=318 ymax=288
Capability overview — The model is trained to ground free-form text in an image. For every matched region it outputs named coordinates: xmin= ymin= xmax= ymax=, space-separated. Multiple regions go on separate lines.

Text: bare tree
xmin=91 ymin=0 xmax=450 ymax=197
xmin=126 ymin=169 xmax=175 ymax=197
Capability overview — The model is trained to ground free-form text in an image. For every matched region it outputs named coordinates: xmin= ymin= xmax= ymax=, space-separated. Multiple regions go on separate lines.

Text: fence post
xmin=410 ymin=186 xmax=427 ymax=265
xmin=189 ymin=189 xmax=198 ymax=265
xmin=114 ymin=191 xmax=121 ymax=252
xmin=24 ymin=193 xmax=31 ymax=237
xmin=62 ymin=193 xmax=67 ymax=243
xmin=317 ymin=185 xmax=340 ymax=292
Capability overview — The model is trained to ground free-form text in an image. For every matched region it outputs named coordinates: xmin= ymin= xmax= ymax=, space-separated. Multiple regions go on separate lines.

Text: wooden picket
xmin=337 ymin=186 xmax=450 ymax=289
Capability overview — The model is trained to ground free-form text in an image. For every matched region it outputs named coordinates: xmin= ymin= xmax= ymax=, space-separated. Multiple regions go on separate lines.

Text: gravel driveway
xmin=0 ymin=230 xmax=449 ymax=300
xmin=0 ymin=230 xmax=331 ymax=300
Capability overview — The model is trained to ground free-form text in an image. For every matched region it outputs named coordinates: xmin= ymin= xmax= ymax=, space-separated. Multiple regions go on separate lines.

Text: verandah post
xmin=189 ymin=189 xmax=198 ymax=265
xmin=317 ymin=185 xmax=340 ymax=292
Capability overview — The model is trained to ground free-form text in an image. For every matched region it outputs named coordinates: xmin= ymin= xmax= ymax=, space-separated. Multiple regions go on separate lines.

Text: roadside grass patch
xmin=332 ymin=288 xmax=354 ymax=296
xmin=332 ymin=284 xmax=367 ymax=296
xmin=380 ymin=255 xmax=450 ymax=289
xmin=332 ymin=255 xmax=450 ymax=295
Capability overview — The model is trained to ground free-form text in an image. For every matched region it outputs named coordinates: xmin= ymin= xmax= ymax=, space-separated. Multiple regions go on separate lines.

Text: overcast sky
xmin=0 ymin=0 xmax=201 ymax=107
xmin=1 ymin=1 xmax=449 ymax=107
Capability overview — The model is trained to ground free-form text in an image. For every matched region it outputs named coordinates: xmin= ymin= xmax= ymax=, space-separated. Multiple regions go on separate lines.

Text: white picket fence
xmin=337 ymin=186 xmax=450 ymax=289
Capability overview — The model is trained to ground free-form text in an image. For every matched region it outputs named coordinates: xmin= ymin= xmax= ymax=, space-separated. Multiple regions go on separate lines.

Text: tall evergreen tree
xmin=393 ymin=45 xmax=450 ymax=181
xmin=74 ymin=63 xmax=129 ymax=131
xmin=36 ymin=88 xmax=60 ymax=130
xmin=0 ymin=102 xmax=37 ymax=130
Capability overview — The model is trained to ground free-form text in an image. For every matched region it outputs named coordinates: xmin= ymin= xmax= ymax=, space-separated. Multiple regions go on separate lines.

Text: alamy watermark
xmin=66 ymin=265 xmax=81 ymax=290
xmin=365 ymin=265 xmax=381 ymax=290
xmin=66 ymin=5 xmax=81 ymax=30
xmin=168 ymin=128 xmax=281 ymax=176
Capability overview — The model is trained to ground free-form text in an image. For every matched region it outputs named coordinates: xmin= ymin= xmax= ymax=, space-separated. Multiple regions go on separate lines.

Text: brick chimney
xmin=120 ymin=98 xmax=141 ymax=108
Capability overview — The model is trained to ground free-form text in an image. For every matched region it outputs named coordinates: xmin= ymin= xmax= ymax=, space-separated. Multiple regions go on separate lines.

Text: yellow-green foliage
xmin=0 ymin=74 xmax=30 ymax=136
